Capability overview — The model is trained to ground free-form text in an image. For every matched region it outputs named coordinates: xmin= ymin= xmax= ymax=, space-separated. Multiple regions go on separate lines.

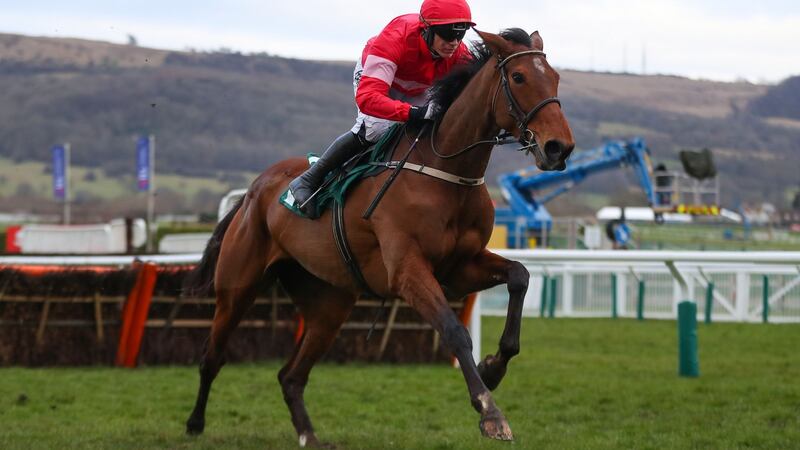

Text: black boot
xmin=289 ymin=131 xmax=367 ymax=219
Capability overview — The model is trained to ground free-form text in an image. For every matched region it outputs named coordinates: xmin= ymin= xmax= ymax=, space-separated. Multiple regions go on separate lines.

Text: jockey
xmin=289 ymin=0 xmax=475 ymax=218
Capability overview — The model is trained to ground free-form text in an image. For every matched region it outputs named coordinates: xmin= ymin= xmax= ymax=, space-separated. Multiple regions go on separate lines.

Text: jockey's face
xmin=431 ymin=33 xmax=460 ymax=58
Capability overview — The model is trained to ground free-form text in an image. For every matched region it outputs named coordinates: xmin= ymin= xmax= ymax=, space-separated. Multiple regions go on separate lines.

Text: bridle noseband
xmin=494 ymin=49 xmax=561 ymax=155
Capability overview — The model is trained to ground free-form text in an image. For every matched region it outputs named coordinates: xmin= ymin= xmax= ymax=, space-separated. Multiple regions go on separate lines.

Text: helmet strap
xmin=419 ymin=16 xmax=441 ymax=59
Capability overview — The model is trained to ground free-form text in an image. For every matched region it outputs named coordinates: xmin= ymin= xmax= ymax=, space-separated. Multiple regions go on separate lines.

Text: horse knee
xmin=508 ymin=262 xmax=529 ymax=294
xmin=442 ymin=321 xmax=472 ymax=353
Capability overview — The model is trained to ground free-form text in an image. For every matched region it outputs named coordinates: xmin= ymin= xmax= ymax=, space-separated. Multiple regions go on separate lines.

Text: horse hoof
xmin=477 ymin=354 xmax=507 ymax=391
xmin=185 ymin=417 xmax=205 ymax=435
xmin=299 ymin=432 xmax=336 ymax=449
xmin=480 ymin=413 xmax=514 ymax=441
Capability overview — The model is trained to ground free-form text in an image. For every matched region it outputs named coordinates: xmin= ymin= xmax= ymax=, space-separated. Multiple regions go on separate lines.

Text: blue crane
xmin=495 ymin=137 xmax=662 ymax=248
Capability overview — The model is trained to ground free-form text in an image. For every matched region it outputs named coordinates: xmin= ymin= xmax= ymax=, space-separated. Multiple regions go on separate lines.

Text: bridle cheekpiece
xmin=493 ymin=49 xmax=561 ymax=155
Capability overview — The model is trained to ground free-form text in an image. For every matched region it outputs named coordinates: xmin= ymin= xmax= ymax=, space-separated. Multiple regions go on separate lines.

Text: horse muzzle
xmin=537 ymin=139 xmax=574 ymax=171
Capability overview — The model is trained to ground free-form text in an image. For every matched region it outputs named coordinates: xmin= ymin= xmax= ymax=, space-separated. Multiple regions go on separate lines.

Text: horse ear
xmin=530 ymin=31 xmax=544 ymax=51
xmin=476 ymin=29 xmax=512 ymax=58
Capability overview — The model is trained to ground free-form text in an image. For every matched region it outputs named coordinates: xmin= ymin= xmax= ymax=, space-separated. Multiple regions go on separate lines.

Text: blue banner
xmin=136 ymin=136 xmax=150 ymax=191
xmin=52 ymin=145 xmax=66 ymax=199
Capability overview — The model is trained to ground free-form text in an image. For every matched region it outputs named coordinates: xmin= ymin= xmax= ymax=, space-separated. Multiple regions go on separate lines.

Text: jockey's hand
xmin=407 ymin=103 xmax=437 ymax=126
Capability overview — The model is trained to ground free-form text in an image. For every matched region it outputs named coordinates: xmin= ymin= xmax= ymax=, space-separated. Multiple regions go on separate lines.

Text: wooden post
xmin=378 ymin=299 xmax=402 ymax=360
xmin=165 ymin=293 xmax=183 ymax=330
xmin=36 ymin=299 xmax=52 ymax=346
xmin=93 ymin=292 xmax=104 ymax=342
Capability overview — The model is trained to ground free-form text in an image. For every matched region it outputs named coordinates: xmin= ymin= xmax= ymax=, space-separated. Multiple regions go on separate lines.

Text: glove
xmin=407 ymin=103 xmax=437 ymax=126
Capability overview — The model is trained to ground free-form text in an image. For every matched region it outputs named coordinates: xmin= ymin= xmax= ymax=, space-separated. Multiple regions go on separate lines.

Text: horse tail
xmin=183 ymin=196 xmax=245 ymax=298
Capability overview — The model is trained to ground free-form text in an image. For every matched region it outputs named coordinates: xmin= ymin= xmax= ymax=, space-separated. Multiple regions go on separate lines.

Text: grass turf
xmin=1 ymin=318 xmax=798 ymax=449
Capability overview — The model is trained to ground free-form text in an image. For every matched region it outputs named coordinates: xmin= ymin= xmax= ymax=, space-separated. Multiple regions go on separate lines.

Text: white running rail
xmin=469 ymin=250 xmax=800 ymax=363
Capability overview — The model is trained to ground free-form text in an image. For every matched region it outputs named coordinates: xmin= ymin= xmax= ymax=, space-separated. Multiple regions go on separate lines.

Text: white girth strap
xmin=385 ymin=161 xmax=485 ymax=186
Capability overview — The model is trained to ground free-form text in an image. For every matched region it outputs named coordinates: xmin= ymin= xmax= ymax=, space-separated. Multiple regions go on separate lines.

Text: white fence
xmin=14 ymin=219 xmax=146 ymax=254
xmin=478 ymin=250 xmax=800 ymax=321
xmin=478 ymin=261 xmax=800 ymax=323
xmin=159 ymin=233 xmax=212 ymax=254
xmin=469 ymin=250 xmax=800 ymax=364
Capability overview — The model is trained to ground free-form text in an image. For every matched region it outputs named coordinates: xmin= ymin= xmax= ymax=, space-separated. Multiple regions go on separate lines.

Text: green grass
xmin=596 ymin=122 xmax=660 ymax=138
xmin=0 ymin=156 xmax=258 ymax=201
xmin=634 ymin=223 xmax=800 ymax=251
xmin=1 ymin=319 xmax=798 ymax=449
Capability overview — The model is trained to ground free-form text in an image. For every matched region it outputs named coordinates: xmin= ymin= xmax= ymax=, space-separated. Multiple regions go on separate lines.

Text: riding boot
xmin=289 ymin=131 xmax=368 ymax=219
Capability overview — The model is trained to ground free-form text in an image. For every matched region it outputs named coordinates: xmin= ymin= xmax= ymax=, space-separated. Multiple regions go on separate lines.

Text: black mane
xmin=428 ymin=28 xmax=532 ymax=122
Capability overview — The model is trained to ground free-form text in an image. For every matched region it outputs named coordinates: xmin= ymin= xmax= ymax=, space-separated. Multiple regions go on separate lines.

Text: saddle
xmin=279 ymin=124 xmax=405 ymax=218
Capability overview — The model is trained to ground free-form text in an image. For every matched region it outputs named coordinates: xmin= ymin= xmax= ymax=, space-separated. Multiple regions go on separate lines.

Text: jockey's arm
xmin=355 ymin=66 xmax=413 ymax=122
xmin=354 ymin=20 xmax=417 ymax=122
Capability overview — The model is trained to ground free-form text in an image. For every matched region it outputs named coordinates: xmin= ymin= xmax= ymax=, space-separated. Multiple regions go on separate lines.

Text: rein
xmin=430 ymin=49 xmax=561 ymax=160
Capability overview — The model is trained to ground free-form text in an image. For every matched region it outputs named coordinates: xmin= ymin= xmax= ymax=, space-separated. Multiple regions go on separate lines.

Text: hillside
xmin=0 ymin=32 xmax=798 ymax=214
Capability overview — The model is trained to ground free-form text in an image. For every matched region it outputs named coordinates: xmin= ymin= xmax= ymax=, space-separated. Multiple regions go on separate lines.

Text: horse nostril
xmin=544 ymin=140 xmax=564 ymax=160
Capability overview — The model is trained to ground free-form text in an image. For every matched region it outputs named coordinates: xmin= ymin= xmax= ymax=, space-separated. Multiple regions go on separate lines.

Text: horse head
xmin=478 ymin=29 xmax=575 ymax=171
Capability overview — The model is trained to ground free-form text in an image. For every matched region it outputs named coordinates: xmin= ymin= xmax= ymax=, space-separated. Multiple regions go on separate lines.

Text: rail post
xmin=678 ymin=301 xmax=699 ymax=377
xmin=637 ymin=279 xmax=646 ymax=321
xmin=704 ymin=282 xmax=714 ymax=324
xmin=611 ymin=273 xmax=618 ymax=319
xmin=666 ymin=261 xmax=699 ymax=377
xmin=762 ymin=275 xmax=769 ymax=323
xmin=547 ymin=277 xmax=557 ymax=318
xmin=539 ymin=274 xmax=549 ymax=318
xmin=630 ymin=268 xmax=644 ymax=321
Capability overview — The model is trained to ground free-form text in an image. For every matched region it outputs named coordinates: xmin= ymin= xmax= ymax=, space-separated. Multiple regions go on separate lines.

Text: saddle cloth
xmin=279 ymin=124 xmax=403 ymax=218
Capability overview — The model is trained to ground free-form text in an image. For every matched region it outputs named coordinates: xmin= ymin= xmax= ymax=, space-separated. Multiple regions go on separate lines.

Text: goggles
xmin=431 ymin=23 xmax=469 ymax=42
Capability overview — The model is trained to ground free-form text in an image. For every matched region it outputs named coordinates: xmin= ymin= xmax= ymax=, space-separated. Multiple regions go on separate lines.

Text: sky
xmin=1 ymin=0 xmax=799 ymax=83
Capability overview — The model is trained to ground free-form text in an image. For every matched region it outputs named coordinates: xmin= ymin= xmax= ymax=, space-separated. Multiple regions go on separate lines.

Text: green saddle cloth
xmin=279 ymin=124 xmax=403 ymax=218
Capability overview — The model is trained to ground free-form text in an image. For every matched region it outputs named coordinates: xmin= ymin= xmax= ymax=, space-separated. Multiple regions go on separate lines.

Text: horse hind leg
xmin=185 ymin=220 xmax=271 ymax=435
xmin=276 ymin=262 xmax=356 ymax=448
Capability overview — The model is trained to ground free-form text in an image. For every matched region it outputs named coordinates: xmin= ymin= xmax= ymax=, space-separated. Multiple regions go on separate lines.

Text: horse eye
xmin=511 ymin=72 xmax=525 ymax=84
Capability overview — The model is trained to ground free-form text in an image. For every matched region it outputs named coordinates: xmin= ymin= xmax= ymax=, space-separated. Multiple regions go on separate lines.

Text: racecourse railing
xmin=478 ymin=257 xmax=800 ymax=322
xmin=468 ymin=250 xmax=800 ymax=365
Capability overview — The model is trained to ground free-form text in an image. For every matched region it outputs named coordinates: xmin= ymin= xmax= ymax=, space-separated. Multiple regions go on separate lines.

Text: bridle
xmin=431 ymin=48 xmax=561 ymax=159
xmin=493 ymin=49 xmax=561 ymax=154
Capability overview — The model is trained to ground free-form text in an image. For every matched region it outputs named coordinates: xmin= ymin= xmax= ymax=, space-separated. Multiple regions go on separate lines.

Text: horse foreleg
xmin=444 ymin=249 xmax=529 ymax=391
xmin=277 ymin=263 xmax=356 ymax=448
xmin=389 ymin=250 xmax=513 ymax=441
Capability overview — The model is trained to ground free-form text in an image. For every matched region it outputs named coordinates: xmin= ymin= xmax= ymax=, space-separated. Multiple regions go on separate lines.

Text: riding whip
xmin=362 ymin=123 xmax=430 ymax=219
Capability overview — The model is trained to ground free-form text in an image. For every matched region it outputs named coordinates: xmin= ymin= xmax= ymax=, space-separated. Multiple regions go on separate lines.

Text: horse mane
xmin=429 ymin=28 xmax=533 ymax=122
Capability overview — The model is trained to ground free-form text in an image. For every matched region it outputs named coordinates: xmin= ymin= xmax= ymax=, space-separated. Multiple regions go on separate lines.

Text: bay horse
xmin=185 ymin=28 xmax=574 ymax=447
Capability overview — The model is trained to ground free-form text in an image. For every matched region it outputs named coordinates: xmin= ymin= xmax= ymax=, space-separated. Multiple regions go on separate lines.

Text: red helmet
xmin=419 ymin=0 xmax=475 ymax=27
